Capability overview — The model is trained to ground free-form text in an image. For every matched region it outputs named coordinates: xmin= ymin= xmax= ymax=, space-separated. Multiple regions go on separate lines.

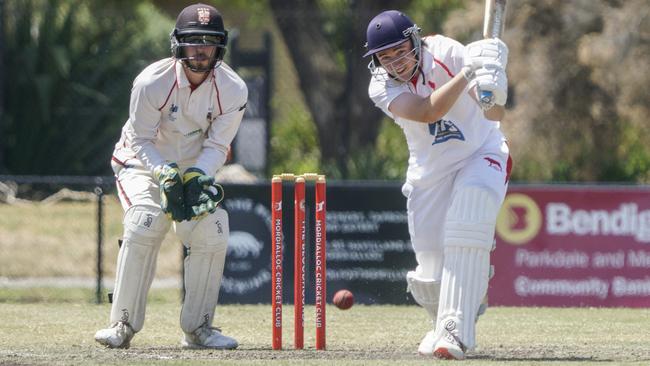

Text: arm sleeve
xmin=426 ymin=35 xmax=466 ymax=77
xmin=446 ymin=38 xmax=467 ymax=76
xmin=194 ymin=84 xmax=248 ymax=176
xmin=368 ymin=79 xmax=409 ymax=119
xmin=128 ymin=82 xmax=166 ymax=171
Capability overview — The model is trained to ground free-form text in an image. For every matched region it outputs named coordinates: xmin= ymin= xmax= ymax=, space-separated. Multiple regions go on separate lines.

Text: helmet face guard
xmin=170 ymin=4 xmax=229 ymax=72
xmin=171 ymin=32 xmax=228 ymax=72
xmin=363 ymin=10 xmax=422 ymax=82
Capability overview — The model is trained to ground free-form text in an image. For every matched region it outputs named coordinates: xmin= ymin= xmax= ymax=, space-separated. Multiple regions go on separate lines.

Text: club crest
xmin=429 ymin=119 xmax=465 ymax=145
xmin=197 ymin=7 xmax=210 ymax=25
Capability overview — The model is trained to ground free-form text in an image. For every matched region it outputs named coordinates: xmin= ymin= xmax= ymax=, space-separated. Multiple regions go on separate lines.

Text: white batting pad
xmin=445 ymin=187 xmax=498 ymax=249
xmin=406 ymin=270 xmax=441 ymax=323
xmin=436 ymin=187 xmax=499 ymax=351
xmin=437 ymin=247 xmax=490 ymax=351
xmin=180 ymin=208 xmax=229 ymax=333
xmin=110 ymin=205 xmax=169 ymax=332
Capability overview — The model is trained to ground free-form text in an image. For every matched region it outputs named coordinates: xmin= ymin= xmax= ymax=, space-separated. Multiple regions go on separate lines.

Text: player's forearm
xmin=423 ymin=72 xmax=469 ymax=122
xmin=484 ymin=104 xmax=505 ymax=121
xmin=194 ymin=146 xmax=228 ymax=177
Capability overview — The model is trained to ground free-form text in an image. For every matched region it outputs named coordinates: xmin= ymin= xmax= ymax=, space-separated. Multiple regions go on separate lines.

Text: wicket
xmin=271 ymin=173 xmax=327 ymax=350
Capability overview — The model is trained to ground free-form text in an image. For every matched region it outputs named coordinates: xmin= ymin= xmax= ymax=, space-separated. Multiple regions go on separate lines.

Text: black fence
xmin=0 ymin=175 xmax=417 ymax=305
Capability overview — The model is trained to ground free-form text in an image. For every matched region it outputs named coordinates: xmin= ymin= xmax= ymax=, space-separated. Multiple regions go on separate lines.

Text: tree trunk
xmin=270 ymin=0 xmax=410 ymax=177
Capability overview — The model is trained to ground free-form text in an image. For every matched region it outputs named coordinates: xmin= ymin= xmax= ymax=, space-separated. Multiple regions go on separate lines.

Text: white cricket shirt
xmin=369 ymin=35 xmax=503 ymax=187
xmin=112 ymin=58 xmax=248 ymax=176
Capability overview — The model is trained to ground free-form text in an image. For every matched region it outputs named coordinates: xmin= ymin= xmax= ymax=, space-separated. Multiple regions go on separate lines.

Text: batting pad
xmin=110 ymin=205 xmax=169 ymax=332
xmin=406 ymin=271 xmax=441 ymax=323
xmin=436 ymin=187 xmax=498 ymax=350
xmin=180 ymin=209 xmax=229 ymax=333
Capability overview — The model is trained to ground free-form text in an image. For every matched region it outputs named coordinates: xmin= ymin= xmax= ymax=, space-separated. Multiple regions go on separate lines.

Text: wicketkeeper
xmin=363 ymin=10 xmax=511 ymax=360
xmin=95 ymin=3 xmax=247 ymax=349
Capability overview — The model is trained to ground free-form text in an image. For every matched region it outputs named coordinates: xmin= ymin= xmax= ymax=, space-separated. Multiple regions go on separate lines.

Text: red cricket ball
xmin=332 ymin=289 xmax=354 ymax=310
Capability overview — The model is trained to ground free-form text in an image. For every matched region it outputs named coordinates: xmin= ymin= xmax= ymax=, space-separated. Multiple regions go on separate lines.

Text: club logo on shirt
xmin=206 ymin=107 xmax=218 ymax=123
xmin=428 ymin=119 xmax=465 ymax=145
xmin=184 ymin=129 xmax=203 ymax=137
xmin=168 ymin=104 xmax=178 ymax=122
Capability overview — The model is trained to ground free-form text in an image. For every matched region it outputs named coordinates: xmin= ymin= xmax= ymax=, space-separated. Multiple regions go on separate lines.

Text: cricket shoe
xmin=433 ymin=329 xmax=467 ymax=360
xmin=417 ymin=329 xmax=439 ymax=356
xmin=95 ymin=321 xmax=134 ymax=349
xmin=182 ymin=325 xmax=238 ymax=350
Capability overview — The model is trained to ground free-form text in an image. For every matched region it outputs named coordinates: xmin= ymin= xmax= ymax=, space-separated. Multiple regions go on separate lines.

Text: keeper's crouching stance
xmin=95 ymin=3 xmax=247 ymax=349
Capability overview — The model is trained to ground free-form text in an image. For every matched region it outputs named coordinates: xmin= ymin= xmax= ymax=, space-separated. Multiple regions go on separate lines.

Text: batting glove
xmin=464 ymin=38 xmax=509 ymax=72
xmin=473 ymin=62 xmax=508 ymax=108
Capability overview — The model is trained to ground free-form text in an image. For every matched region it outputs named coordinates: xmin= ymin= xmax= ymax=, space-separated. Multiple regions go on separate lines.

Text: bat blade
xmin=483 ymin=0 xmax=507 ymax=39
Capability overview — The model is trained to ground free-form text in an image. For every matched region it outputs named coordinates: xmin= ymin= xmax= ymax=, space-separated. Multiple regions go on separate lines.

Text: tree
xmin=1 ymin=0 xmax=173 ymax=175
xmin=445 ymin=0 xmax=650 ymax=182
xmin=268 ymin=0 xmax=398 ymax=177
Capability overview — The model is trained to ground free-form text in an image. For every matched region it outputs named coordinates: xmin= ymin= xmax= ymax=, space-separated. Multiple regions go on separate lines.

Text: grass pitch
xmin=1 ymin=289 xmax=650 ymax=365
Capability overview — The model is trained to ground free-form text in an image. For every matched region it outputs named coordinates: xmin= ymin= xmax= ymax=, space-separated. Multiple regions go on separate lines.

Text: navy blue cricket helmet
xmin=364 ymin=10 xmax=422 ymax=81
xmin=363 ymin=10 xmax=420 ymax=57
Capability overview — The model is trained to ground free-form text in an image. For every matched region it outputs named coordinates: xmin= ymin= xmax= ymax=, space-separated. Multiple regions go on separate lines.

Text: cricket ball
xmin=332 ymin=289 xmax=354 ymax=310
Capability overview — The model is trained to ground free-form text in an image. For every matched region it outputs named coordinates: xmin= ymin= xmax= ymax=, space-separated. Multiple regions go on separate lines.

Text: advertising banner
xmin=218 ymin=182 xmax=415 ymax=305
xmin=218 ymin=182 xmax=650 ymax=307
xmin=492 ymin=186 xmax=650 ymax=307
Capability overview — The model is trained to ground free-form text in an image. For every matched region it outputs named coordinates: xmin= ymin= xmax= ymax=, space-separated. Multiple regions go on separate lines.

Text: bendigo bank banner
xmin=492 ymin=186 xmax=650 ymax=307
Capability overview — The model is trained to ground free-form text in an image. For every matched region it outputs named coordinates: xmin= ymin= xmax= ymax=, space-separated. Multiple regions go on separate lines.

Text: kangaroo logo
xmin=484 ymin=157 xmax=503 ymax=172
xmin=274 ymin=201 xmax=282 ymax=211
xmin=316 ymin=201 xmax=325 ymax=212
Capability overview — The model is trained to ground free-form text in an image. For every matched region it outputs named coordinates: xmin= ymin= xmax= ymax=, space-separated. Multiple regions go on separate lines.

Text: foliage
xmin=343 ymin=118 xmax=408 ymax=180
xmin=2 ymin=0 xmax=173 ymax=175
xmin=2 ymin=0 xmax=648 ymax=182
xmin=407 ymin=0 xmax=464 ymax=34
xmin=266 ymin=0 xmax=468 ymax=179
xmin=269 ymin=103 xmax=321 ymax=175
xmin=445 ymin=0 xmax=650 ymax=183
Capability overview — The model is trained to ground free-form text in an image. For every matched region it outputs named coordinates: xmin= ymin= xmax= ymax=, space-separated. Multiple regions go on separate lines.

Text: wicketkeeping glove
xmin=154 ymin=163 xmax=187 ymax=222
xmin=182 ymin=167 xmax=225 ymax=220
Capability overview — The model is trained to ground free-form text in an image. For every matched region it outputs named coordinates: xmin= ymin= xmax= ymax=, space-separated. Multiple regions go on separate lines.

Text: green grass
xmin=1 ymin=288 xmax=649 ymax=365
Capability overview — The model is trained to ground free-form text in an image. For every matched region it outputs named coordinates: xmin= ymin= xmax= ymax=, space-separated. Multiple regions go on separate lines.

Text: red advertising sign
xmin=491 ymin=186 xmax=650 ymax=307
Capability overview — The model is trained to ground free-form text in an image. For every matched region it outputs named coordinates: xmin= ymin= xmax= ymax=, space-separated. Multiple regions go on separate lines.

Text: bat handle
xmin=479 ymin=88 xmax=496 ymax=110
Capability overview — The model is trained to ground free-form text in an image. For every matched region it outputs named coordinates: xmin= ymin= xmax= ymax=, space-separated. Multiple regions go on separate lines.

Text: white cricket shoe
xmin=94 ymin=321 xmax=134 ymax=349
xmin=181 ymin=326 xmax=238 ymax=350
xmin=433 ymin=331 xmax=466 ymax=360
xmin=417 ymin=329 xmax=439 ymax=356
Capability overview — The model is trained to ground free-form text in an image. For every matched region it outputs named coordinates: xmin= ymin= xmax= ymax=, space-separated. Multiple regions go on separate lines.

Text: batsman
xmin=95 ymin=3 xmax=247 ymax=349
xmin=364 ymin=6 xmax=510 ymax=360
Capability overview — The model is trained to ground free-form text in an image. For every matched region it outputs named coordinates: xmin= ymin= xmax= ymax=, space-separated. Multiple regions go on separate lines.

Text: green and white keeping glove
xmin=182 ymin=167 xmax=224 ymax=220
xmin=154 ymin=163 xmax=187 ymax=222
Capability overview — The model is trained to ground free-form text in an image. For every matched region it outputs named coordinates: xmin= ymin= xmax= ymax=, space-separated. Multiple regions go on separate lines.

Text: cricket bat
xmin=479 ymin=0 xmax=507 ymax=107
